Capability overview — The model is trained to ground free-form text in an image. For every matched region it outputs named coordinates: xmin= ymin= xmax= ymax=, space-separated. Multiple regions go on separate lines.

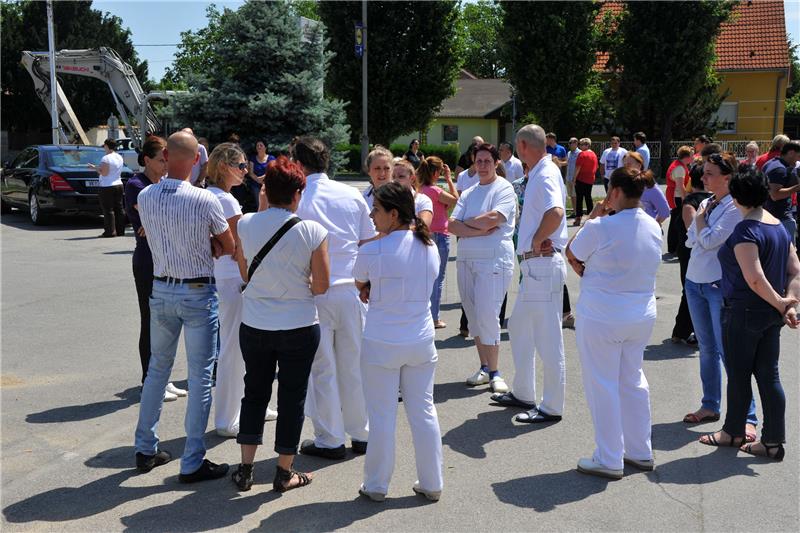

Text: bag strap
xmin=246 ymin=216 xmax=301 ymax=282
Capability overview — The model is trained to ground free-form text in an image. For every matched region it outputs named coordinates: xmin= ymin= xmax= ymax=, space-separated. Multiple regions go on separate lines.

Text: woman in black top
xmin=404 ymin=139 xmax=424 ymax=169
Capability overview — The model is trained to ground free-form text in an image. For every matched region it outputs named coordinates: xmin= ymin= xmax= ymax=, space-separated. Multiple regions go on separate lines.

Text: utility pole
xmin=359 ymin=0 xmax=369 ymax=174
xmin=46 ymin=0 xmax=59 ymax=144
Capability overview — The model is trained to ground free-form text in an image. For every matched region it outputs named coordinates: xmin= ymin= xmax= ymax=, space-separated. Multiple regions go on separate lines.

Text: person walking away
xmin=92 ymin=139 xmax=126 ymax=238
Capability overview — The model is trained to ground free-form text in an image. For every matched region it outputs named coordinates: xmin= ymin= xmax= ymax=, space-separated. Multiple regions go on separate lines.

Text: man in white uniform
xmin=493 ymin=124 xmax=568 ymax=423
xmin=499 ymin=142 xmax=524 ymax=183
xmin=294 ymin=136 xmax=376 ymax=459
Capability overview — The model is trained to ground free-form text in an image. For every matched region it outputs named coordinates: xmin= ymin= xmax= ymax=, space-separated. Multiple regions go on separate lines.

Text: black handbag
xmin=242 ymin=216 xmax=301 ymax=290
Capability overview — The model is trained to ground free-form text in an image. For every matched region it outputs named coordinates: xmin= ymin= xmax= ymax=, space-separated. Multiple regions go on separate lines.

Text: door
xmin=2 ymin=148 xmax=39 ymax=206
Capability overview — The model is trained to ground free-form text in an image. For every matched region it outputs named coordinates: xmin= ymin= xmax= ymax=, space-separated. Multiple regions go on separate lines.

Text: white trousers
xmin=361 ymin=338 xmax=443 ymax=495
xmin=576 ymin=315 xmax=655 ymax=470
xmin=214 ymin=277 xmax=246 ymax=433
xmin=457 ymin=259 xmax=513 ymax=345
xmin=305 ymin=284 xmax=369 ymax=448
xmin=507 ymin=255 xmax=567 ymax=414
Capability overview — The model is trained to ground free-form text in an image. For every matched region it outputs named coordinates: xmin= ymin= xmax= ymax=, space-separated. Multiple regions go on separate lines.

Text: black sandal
xmin=232 ymin=463 xmax=254 ymax=491
xmin=740 ymin=442 xmax=785 ymax=462
xmin=699 ymin=431 xmax=745 ymax=447
xmin=273 ymin=465 xmax=313 ymax=493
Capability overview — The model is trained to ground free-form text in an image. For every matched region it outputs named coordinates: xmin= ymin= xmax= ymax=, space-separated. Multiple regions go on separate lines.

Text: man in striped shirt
xmin=134 ymin=131 xmax=235 ymax=483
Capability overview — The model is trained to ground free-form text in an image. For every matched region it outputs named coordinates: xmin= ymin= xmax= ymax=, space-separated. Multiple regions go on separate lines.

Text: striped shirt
xmin=138 ymin=178 xmax=229 ymax=278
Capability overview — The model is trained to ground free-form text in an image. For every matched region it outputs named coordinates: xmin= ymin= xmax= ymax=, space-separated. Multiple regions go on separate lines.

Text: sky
xmin=94 ymin=0 xmax=800 ymax=83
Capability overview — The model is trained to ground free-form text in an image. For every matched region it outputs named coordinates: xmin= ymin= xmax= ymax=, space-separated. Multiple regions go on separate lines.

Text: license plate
xmin=85 ymin=180 xmax=100 ymax=187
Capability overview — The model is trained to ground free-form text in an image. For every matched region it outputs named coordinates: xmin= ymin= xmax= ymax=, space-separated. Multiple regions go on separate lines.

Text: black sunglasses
xmin=230 ymin=162 xmax=248 ymax=171
xmin=707 ymin=153 xmax=732 ymax=174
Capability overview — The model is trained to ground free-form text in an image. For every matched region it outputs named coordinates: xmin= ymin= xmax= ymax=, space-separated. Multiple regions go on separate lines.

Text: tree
xmin=167 ymin=0 xmax=349 ymax=168
xmin=1 ymin=0 xmax=150 ymax=141
xmin=318 ymin=1 xmax=462 ymax=146
xmin=161 ymin=5 xmax=224 ymax=89
xmin=458 ymin=0 xmax=503 ymax=78
xmin=498 ymin=1 xmax=600 ymax=134
xmin=784 ymin=38 xmax=800 ymax=137
xmin=609 ymin=1 xmax=735 ymax=173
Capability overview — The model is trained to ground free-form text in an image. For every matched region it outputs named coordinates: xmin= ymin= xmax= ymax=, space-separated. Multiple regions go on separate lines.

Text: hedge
xmin=334 ymin=143 xmax=461 ymax=173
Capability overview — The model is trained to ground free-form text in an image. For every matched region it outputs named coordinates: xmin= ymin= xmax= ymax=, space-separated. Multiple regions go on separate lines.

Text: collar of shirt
xmin=305 ymin=172 xmax=329 ymax=184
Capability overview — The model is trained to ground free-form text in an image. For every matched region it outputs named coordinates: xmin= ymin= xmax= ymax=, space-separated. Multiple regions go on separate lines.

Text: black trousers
xmin=133 ymin=261 xmax=153 ymax=383
xmin=666 ymin=198 xmax=683 ymax=254
xmin=237 ymin=323 xmax=320 ymax=454
xmin=671 ymin=248 xmax=694 ymax=340
xmin=575 ymin=181 xmax=594 ymax=218
xmin=98 ymin=185 xmax=126 ymax=236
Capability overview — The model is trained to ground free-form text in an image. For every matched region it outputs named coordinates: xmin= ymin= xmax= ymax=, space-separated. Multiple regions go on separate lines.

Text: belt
xmin=154 ymin=276 xmax=216 ymax=284
xmin=519 ymin=248 xmax=561 ymax=261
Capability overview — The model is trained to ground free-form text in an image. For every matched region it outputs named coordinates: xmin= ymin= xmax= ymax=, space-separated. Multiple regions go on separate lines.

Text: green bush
xmin=334 ymin=143 xmax=461 ymax=172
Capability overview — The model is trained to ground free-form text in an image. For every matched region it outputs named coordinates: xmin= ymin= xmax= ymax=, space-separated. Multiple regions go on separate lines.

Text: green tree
xmin=288 ymin=0 xmax=319 ymax=21
xmin=458 ymin=0 xmax=503 ymax=78
xmin=1 ymin=0 xmax=149 ymax=141
xmin=609 ymin=0 xmax=735 ymax=172
xmin=498 ymin=1 xmax=600 ymax=134
xmin=167 ymin=0 xmax=349 ymax=169
xmin=318 ymin=1 xmax=462 ymax=146
xmin=161 ymin=5 xmax=224 ymax=88
xmin=784 ymin=39 xmax=800 ymax=117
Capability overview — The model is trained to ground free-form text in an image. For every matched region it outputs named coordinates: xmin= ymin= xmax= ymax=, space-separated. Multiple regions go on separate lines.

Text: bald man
xmin=134 ymin=131 xmax=235 ymax=483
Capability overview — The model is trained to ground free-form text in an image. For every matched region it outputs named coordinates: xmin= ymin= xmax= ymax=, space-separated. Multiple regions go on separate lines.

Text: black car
xmin=1 ymin=145 xmax=133 ymax=225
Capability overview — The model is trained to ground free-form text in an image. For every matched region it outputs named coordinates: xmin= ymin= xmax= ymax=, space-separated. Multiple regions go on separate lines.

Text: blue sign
xmin=355 ymin=22 xmax=364 ymax=58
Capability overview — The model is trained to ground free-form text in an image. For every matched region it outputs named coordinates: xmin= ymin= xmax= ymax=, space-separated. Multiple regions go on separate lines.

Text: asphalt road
xmin=1 ymin=186 xmax=798 ymax=532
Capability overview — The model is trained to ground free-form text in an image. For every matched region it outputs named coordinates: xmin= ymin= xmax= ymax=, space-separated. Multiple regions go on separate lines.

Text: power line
xmin=133 ymin=43 xmax=180 ymax=47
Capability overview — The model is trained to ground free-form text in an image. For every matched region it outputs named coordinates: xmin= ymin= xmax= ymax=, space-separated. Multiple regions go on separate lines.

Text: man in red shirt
xmin=756 ymin=134 xmax=789 ymax=170
xmin=573 ymin=137 xmax=598 ymax=226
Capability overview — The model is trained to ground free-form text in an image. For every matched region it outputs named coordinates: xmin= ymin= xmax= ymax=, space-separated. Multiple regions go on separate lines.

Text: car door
xmin=3 ymin=148 xmax=38 ymax=206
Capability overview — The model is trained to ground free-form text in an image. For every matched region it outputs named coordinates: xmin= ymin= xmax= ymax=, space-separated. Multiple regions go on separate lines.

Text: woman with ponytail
xmin=392 ymin=158 xmax=433 ymax=226
xmin=353 ymin=182 xmax=442 ymax=502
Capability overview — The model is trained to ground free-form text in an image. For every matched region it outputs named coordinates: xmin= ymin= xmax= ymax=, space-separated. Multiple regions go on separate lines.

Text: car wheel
xmin=29 ymin=192 xmax=48 ymax=225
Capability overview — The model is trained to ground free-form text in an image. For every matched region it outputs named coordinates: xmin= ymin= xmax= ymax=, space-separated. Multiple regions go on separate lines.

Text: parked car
xmin=115 ymin=138 xmax=143 ymax=173
xmin=1 ymin=145 xmax=133 ymax=225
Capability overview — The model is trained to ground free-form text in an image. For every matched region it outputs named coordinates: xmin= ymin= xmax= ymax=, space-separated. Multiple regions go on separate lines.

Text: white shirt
xmin=353 ymin=230 xmax=439 ymax=346
xmin=502 ymin=156 xmax=524 ymax=183
xmin=456 ymin=169 xmax=479 ymax=192
xmin=414 ymin=192 xmax=433 ymax=216
xmin=569 ymin=208 xmax=662 ymax=323
xmin=138 ymin=178 xmax=228 ymax=278
xmin=636 ymin=144 xmax=651 ymax=170
xmin=362 ymin=186 xmax=375 ymax=210
xmin=451 ymin=177 xmax=516 ymax=266
xmin=208 ymin=186 xmax=244 ymax=281
xmin=517 ymin=157 xmax=568 ymax=254
xmin=238 ymin=208 xmax=328 ymax=330
xmin=296 ymin=173 xmax=376 ymax=286
xmin=99 ymin=152 xmax=124 ymax=187
xmin=600 ymin=147 xmax=628 ymax=178
xmin=189 ymin=144 xmax=209 ymax=185
xmin=686 ymin=194 xmax=742 ymax=283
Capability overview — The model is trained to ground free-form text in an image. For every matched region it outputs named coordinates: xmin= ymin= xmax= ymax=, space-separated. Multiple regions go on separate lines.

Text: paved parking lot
xmin=1 ymin=191 xmax=798 ymax=532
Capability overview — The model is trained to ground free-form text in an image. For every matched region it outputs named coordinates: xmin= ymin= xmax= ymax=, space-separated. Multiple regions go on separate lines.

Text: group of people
xmin=123 ymin=122 xmax=799 ymax=501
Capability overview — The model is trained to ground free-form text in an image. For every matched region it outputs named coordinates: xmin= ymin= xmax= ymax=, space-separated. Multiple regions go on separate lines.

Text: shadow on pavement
xmin=104 ymin=250 xmax=134 ymax=255
xmin=84 ymin=431 xmax=227 ymax=470
xmin=0 ymin=211 xmax=103 ymax=231
xmin=645 ymin=450 xmax=760 ymax=485
xmin=442 ymin=408 xmax=543 ymax=459
xmin=492 ymin=469 xmax=610 ymax=511
xmin=651 ymin=420 xmax=704 ymax=451
xmin=26 ymin=386 xmax=141 ymax=424
xmin=433 ymin=380 xmax=489 ymax=404
xmin=644 ymin=339 xmax=697 ymax=361
xmin=435 ymin=335 xmax=473 ymax=350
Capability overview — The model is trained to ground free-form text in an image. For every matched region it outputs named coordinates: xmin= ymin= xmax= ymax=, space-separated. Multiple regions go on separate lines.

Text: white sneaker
xmin=623 ymin=456 xmax=655 ymax=471
xmin=265 ymin=407 xmax=278 ymax=421
xmin=216 ymin=425 xmax=238 ymax=438
xmin=577 ymin=457 xmax=623 ymax=480
xmin=358 ymin=484 xmax=386 ymax=502
xmin=466 ymin=369 xmax=489 ymax=386
xmin=166 ymin=383 xmax=187 ymax=397
xmin=412 ymin=482 xmax=441 ymax=502
xmin=490 ymin=376 xmax=509 ymax=393
xmin=163 ymin=390 xmax=178 ymax=402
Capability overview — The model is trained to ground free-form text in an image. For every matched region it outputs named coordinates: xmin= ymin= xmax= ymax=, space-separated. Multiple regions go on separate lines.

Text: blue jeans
xmin=685 ymin=279 xmax=757 ymax=424
xmin=430 ymin=232 xmax=450 ymax=321
xmin=135 ymin=280 xmax=219 ymax=474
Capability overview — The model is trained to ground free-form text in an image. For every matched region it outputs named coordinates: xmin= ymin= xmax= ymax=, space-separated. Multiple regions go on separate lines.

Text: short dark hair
xmin=475 ymin=143 xmax=500 ymax=162
xmin=700 ymin=143 xmax=722 ymax=157
xmin=609 ymin=166 xmax=648 ymax=200
xmin=264 ymin=156 xmax=306 ymax=206
xmin=706 ymin=152 xmax=738 ymax=175
xmin=695 ymin=134 xmax=712 ymax=144
xmin=499 ymin=141 xmax=513 ymax=151
xmin=137 ymin=135 xmax=166 ymax=167
xmin=103 ymin=139 xmax=117 ymax=150
xmin=729 ymin=165 xmax=769 ymax=208
xmin=253 ymin=138 xmax=268 ymax=151
xmin=634 ymin=131 xmax=646 ymax=143
xmin=545 ymin=132 xmax=557 ymax=140
xmin=293 ymin=136 xmax=330 ymax=173
xmin=780 ymin=141 xmax=800 ymax=156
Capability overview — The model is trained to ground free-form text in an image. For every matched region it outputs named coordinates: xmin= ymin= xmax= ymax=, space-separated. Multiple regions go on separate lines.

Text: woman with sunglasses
xmin=682 ymin=152 xmax=758 ymax=442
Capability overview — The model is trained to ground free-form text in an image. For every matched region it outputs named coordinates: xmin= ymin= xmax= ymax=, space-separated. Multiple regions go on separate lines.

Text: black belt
xmin=519 ymin=248 xmax=562 ymax=260
xmin=154 ymin=276 xmax=216 ymax=284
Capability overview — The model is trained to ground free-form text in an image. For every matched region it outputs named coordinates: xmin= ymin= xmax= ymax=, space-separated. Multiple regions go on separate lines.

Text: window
xmin=712 ymin=102 xmax=737 ymax=134
xmin=442 ymin=125 xmax=459 ymax=143
xmin=12 ymin=148 xmax=37 ymax=169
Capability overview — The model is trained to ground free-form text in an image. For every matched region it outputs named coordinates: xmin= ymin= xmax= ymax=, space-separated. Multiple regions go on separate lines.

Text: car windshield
xmin=47 ymin=148 xmax=104 ymax=168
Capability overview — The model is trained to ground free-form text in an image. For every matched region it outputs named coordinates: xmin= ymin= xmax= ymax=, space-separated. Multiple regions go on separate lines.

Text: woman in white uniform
xmin=362 ymin=146 xmax=393 ymax=210
xmin=566 ymin=166 xmax=663 ymax=479
xmin=392 ymin=158 xmax=433 ymax=226
xmin=355 ymin=182 xmax=442 ymax=502
xmin=449 ymin=144 xmax=517 ymax=393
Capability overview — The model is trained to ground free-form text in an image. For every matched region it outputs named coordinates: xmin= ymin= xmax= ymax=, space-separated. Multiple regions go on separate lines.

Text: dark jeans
xmin=666 ymin=198 xmax=683 ymax=254
xmin=133 ymin=261 xmax=153 ymax=383
xmin=98 ymin=185 xmax=125 ymax=236
xmin=721 ymin=305 xmax=785 ymax=442
xmin=575 ymin=181 xmax=593 ymax=218
xmin=237 ymin=323 xmax=320 ymax=454
xmin=671 ymin=248 xmax=694 ymax=339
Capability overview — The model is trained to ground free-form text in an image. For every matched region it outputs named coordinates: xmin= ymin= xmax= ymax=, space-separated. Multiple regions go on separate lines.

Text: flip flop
xmin=683 ymin=411 xmax=720 ymax=424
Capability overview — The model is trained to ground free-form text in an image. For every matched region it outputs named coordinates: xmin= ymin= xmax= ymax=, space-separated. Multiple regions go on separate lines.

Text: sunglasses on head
xmin=707 ymin=153 xmax=732 ymax=174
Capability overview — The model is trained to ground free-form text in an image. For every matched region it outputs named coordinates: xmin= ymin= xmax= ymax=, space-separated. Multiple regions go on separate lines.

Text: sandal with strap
xmin=740 ymin=441 xmax=785 ymax=462
xmin=231 ymin=463 xmax=254 ymax=491
xmin=273 ymin=465 xmax=313 ymax=493
xmin=683 ymin=410 xmax=720 ymax=424
xmin=699 ymin=431 xmax=745 ymax=447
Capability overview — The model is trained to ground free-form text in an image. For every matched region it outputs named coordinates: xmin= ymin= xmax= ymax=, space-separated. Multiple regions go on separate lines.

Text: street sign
xmin=355 ymin=22 xmax=364 ymax=58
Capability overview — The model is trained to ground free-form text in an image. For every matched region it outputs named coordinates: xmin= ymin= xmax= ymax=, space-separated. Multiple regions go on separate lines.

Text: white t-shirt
xmin=190 ymin=144 xmax=209 ymax=185
xmin=451 ymin=177 xmax=517 ymax=266
xmin=99 ymin=152 xmax=124 ymax=187
xmin=502 ymin=156 xmax=525 ymax=183
xmin=296 ymin=173 xmax=376 ymax=286
xmin=600 ymin=147 xmax=628 ymax=179
xmin=569 ymin=208 xmax=662 ymax=323
xmin=208 ymin=186 xmax=244 ymax=281
xmin=414 ymin=192 xmax=433 ymax=216
xmin=238 ymin=208 xmax=328 ymax=330
xmin=517 ymin=158 xmax=568 ymax=254
xmin=456 ymin=169 xmax=479 ymax=192
xmin=353 ymin=230 xmax=439 ymax=345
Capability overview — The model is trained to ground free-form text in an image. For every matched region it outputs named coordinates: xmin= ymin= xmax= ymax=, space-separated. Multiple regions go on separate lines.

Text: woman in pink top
xmin=418 ymin=156 xmax=459 ymax=328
